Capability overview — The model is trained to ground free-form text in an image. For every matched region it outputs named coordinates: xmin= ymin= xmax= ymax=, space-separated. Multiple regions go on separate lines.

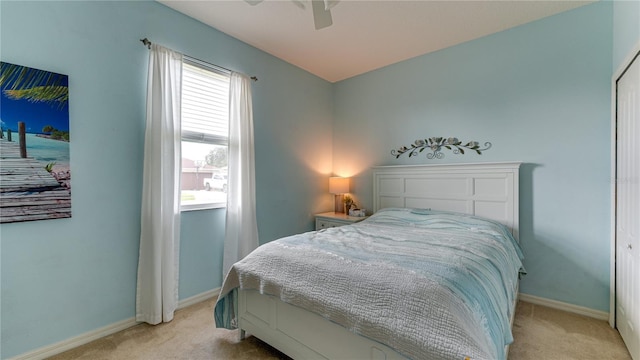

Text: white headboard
xmin=373 ymin=162 xmax=521 ymax=240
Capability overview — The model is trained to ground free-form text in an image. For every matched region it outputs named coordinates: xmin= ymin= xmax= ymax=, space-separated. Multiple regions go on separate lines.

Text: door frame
xmin=610 ymin=41 xmax=640 ymax=328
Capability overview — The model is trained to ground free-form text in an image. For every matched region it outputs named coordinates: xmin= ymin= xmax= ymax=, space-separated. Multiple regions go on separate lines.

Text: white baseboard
xmin=8 ymin=288 xmax=221 ymax=360
xmin=519 ymin=293 xmax=609 ymax=321
xmin=177 ymin=287 xmax=220 ymax=310
xmin=8 ymin=316 xmax=138 ymax=360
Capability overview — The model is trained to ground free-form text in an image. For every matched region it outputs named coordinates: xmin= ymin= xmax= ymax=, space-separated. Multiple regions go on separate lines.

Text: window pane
xmin=181 ymin=141 xmax=227 ymax=208
xmin=182 ymin=62 xmax=229 ymax=139
xmin=180 ymin=59 xmax=230 ymax=210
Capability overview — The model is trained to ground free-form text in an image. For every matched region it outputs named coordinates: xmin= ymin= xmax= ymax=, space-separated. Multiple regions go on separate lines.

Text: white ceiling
xmin=158 ymin=0 xmax=594 ymax=83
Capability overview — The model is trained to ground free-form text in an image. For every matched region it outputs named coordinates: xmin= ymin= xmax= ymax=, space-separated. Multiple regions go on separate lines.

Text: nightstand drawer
xmin=315 ymin=219 xmax=346 ymax=230
xmin=314 ymin=212 xmax=369 ymax=231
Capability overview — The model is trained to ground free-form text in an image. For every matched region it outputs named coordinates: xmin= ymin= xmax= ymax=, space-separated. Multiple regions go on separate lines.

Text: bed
xmin=215 ymin=162 xmax=524 ymax=360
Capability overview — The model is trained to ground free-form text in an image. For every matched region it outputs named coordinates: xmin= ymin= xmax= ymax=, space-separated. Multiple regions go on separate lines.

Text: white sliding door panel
xmin=617 ymin=52 xmax=640 ymax=360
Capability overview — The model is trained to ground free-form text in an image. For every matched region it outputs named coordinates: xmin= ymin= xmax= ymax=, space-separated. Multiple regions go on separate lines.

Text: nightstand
xmin=315 ymin=211 xmax=369 ymax=230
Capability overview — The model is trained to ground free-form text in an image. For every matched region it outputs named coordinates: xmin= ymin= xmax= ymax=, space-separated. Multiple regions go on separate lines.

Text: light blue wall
xmin=333 ymin=2 xmax=613 ymax=311
xmin=613 ymin=0 xmax=639 ymax=71
xmin=0 ymin=1 xmax=333 ymax=358
xmin=178 ymin=209 xmax=225 ymax=300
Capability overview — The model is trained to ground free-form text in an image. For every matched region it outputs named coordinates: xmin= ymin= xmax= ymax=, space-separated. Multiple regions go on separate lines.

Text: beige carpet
xmin=49 ymin=298 xmax=631 ymax=360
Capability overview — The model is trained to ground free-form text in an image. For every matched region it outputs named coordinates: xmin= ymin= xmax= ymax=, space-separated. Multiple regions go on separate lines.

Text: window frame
xmin=180 ymin=57 xmax=230 ymax=212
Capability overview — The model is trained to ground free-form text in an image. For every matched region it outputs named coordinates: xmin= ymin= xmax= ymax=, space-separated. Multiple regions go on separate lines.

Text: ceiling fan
xmin=245 ymin=0 xmax=339 ymax=30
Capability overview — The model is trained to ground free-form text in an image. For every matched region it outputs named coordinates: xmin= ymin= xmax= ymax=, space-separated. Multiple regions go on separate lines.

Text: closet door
xmin=617 ymin=52 xmax=640 ymax=360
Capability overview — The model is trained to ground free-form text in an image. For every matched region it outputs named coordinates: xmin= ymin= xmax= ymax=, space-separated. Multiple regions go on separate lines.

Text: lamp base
xmin=334 ymin=194 xmax=344 ymax=213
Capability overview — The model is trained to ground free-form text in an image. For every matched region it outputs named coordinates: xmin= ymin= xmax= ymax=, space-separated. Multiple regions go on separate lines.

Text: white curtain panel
xmin=222 ymin=72 xmax=259 ymax=279
xmin=136 ymin=44 xmax=183 ymax=325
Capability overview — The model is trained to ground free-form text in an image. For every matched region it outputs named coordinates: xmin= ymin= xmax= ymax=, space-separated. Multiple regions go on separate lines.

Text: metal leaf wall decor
xmin=391 ymin=137 xmax=492 ymax=159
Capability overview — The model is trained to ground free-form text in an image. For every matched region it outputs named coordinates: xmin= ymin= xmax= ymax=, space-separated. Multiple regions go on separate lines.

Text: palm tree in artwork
xmin=0 ymin=62 xmax=68 ymax=108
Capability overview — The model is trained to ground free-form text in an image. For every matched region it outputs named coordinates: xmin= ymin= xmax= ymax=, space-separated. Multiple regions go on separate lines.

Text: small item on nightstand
xmin=349 ymin=208 xmax=366 ymax=217
xmin=342 ymin=195 xmax=357 ymax=214
xmin=343 ymin=195 xmax=356 ymax=214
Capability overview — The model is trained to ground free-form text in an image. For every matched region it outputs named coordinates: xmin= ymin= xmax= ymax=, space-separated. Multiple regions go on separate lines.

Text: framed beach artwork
xmin=0 ymin=62 xmax=71 ymax=223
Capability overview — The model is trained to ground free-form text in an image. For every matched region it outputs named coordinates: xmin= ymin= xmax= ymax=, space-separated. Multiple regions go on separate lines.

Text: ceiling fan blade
xmin=324 ymin=0 xmax=339 ymax=10
xmin=311 ymin=0 xmax=332 ymax=30
xmin=244 ymin=0 xmax=263 ymax=5
xmin=291 ymin=0 xmax=306 ymax=10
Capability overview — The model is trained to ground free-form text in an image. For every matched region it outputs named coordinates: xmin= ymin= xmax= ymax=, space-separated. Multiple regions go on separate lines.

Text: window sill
xmin=181 ymin=201 xmax=226 ymax=212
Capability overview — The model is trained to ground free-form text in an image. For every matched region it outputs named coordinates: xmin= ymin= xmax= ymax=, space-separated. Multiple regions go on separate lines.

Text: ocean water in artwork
xmin=1 ymin=132 xmax=70 ymax=165
xmin=28 ymin=133 xmax=69 ymax=165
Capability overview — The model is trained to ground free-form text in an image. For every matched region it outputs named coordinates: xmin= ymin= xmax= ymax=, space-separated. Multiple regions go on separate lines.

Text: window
xmin=180 ymin=59 xmax=230 ymax=211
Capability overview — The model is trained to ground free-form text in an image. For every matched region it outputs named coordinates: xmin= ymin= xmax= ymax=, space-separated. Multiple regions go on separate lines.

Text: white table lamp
xmin=329 ymin=177 xmax=349 ymax=213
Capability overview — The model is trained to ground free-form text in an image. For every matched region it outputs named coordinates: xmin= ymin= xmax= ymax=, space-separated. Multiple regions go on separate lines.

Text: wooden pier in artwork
xmin=0 ymin=136 xmax=71 ymax=223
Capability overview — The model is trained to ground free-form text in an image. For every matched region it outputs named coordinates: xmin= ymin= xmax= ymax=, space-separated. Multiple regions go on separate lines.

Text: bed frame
xmin=372 ymin=162 xmax=520 ymax=240
xmin=237 ymin=162 xmax=521 ymax=359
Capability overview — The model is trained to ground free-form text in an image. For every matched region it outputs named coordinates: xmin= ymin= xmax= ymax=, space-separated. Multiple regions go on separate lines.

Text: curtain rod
xmin=140 ymin=38 xmax=258 ymax=82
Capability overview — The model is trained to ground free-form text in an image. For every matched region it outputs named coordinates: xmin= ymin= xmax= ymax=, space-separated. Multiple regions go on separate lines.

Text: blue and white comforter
xmin=215 ymin=208 xmax=525 ymax=360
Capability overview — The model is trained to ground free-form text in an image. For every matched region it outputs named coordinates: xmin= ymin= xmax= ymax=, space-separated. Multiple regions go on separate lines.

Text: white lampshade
xmin=329 ymin=177 xmax=349 ymax=194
